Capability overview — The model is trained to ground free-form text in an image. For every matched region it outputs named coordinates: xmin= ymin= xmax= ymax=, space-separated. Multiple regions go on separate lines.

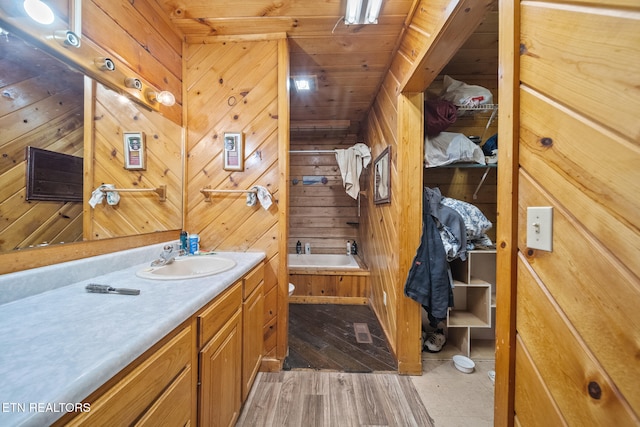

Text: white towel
xmin=335 ymin=143 xmax=371 ymax=199
xmin=246 ymin=191 xmax=257 ymax=207
xmin=249 ymin=186 xmax=273 ymax=210
xmin=88 ymin=184 xmax=120 ymax=208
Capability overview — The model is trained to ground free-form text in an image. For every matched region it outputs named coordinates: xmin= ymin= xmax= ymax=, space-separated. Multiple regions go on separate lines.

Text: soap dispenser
xmin=351 ymin=240 xmax=358 ymax=255
xmin=296 ymin=240 xmax=302 ymax=254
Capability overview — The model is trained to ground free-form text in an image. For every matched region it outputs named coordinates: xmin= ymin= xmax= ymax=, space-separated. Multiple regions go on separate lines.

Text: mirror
xmin=0 ymin=32 xmax=84 ymax=251
xmin=0 ymin=30 xmax=183 ymax=253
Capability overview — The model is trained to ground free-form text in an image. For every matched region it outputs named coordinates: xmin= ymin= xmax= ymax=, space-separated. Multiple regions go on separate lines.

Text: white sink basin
xmin=136 ymin=256 xmax=237 ymax=280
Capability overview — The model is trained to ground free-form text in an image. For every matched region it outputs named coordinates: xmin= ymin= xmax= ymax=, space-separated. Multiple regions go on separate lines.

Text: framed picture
xmin=223 ymin=132 xmax=244 ymax=171
xmin=373 ymin=146 xmax=391 ymax=204
xmin=123 ymin=132 xmax=146 ymax=170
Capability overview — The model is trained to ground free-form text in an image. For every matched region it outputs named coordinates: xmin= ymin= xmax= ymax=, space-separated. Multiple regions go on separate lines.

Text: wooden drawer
xmin=243 ymin=262 xmax=264 ymax=300
xmin=198 ymin=281 xmax=242 ymax=348
xmin=135 ymin=365 xmax=192 ymax=427
xmin=66 ymin=325 xmax=191 ymax=426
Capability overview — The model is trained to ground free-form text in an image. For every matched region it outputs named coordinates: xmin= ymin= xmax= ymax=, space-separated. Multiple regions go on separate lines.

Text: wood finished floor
xmin=285 ymin=304 xmax=397 ymax=372
xmin=236 ymin=371 xmax=435 ymax=427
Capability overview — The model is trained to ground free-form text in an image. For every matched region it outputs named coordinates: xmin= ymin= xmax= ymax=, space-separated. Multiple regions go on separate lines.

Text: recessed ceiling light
xmin=292 ymin=75 xmax=317 ymax=92
xmin=295 ymin=79 xmax=310 ymax=91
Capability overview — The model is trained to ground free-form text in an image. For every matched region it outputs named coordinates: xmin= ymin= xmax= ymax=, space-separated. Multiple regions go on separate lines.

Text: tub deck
xmin=288 ymin=254 xmax=370 ymax=304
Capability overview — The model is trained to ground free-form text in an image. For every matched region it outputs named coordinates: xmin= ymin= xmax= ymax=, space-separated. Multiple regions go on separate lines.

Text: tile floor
xmin=412 ymin=355 xmax=495 ymax=427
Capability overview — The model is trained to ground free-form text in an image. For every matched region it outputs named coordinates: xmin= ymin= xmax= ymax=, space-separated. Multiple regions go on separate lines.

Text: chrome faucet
xmin=150 ymin=244 xmax=183 ymax=267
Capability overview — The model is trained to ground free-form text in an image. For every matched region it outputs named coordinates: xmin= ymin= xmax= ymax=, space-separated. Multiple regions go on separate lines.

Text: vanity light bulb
xmin=155 ymin=91 xmax=175 ymax=107
xmin=147 ymin=90 xmax=175 ymax=107
xmin=24 ymin=0 xmax=54 ymax=25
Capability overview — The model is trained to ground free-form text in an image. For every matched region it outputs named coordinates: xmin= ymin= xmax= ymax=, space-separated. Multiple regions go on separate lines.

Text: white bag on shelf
xmin=424 ymin=132 xmax=486 ymax=167
xmin=440 ymin=75 xmax=493 ymax=107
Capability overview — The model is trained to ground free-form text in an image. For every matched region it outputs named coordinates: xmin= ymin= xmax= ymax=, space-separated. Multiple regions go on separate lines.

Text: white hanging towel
xmin=88 ymin=184 xmax=120 ymax=208
xmin=250 ymin=186 xmax=273 ymax=210
xmin=335 ymin=143 xmax=371 ymax=199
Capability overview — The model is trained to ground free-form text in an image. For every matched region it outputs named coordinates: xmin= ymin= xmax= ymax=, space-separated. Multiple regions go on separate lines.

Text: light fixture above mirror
xmin=146 ymin=90 xmax=176 ymax=107
xmin=94 ymin=56 xmax=115 ymax=71
xmin=52 ymin=29 xmax=80 ymax=48
xmin=124 ymin=77 xmax=142 ymax=90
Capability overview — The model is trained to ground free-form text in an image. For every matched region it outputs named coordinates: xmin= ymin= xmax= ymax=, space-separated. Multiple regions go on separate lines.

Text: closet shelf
xmin=448 ymin=311 xmax=491 ymax=328
xmin=457 ymin=104 xmax=498 ymax=112
xmin=427 ymin=163 xmax=496 ymax=169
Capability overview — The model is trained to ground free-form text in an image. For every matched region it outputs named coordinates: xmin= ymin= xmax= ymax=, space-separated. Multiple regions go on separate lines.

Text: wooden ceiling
xmin=154 ymin=0 xmax=498 ymax=135
xmin=154 ymin=0 xmax=414 ymax=133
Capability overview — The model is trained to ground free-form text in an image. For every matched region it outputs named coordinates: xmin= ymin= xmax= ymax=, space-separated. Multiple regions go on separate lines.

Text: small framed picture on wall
xmin=373 ymin=146 xmax=391 ymax=204
xmin=223 ymin=132 xmax=244 ymax=171
xmin=123 ymin=131 xmax=146 ymax=170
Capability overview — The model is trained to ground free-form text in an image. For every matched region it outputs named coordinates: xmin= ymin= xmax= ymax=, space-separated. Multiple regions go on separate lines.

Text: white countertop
xmin=0 ymin=250 xmax=265 ymax=427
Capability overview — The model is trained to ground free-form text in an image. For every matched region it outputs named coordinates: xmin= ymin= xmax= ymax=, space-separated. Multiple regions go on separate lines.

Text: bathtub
xmin=288 ymin=253 xmax=360 ymax=269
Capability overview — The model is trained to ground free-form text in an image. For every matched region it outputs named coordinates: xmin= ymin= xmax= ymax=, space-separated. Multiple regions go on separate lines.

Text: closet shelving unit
xmin=447 ymin=249 xmax=496 ymax=358
xmin=424 ymin=103 xmax=498 ymax=359
xmin=456 ymin=103 xmax=498 ymax=143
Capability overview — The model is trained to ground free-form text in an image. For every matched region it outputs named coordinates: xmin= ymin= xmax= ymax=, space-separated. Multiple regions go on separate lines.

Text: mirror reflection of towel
xmin=335 ymin=143 xmax=371 ymax=199
xmin=88 ymin=184 xmax=120 ymax=208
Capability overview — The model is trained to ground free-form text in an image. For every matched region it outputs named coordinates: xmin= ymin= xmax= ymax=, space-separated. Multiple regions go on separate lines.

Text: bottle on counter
xmin=180 ymin=231 xmax=188 ymax=252
xmin=351 ymin=240 xmax=358 ymax=255
xmin=347 ymin=240 xmax=351 ymax=255
xmin=296 ymin=240 xmax=302 ymax=254
xmin=189 ymin=233 xmax=200 ymax=255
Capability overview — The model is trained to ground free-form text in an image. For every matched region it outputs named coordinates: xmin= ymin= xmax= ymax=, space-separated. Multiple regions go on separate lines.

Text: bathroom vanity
xmin=0 ymin=244 xmax=265 ymax=427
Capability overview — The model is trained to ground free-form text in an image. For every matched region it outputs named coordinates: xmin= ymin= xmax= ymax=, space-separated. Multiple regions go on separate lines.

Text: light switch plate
xmin=526 ymin=207 xmax=553 ymax=251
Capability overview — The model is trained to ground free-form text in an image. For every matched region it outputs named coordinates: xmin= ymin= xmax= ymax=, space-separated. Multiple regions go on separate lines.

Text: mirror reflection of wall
xmin=0 ymin=33 xmax=84 ymax=252
xmin=86 ymin=80 xmax=183 ymax=241
xmin=0 ymin=31 xmax=184 ymax=253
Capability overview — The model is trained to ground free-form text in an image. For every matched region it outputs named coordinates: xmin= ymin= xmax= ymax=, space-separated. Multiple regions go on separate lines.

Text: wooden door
xmin=242 ymin=283 xmax=264 ymax=402
xmin=199 ymin=309 xmax=242 ymax=427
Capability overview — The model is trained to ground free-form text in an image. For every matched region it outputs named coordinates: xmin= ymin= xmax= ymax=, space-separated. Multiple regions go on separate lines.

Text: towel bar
xmin=200 ymin=186 xmax=259 ymax=202
xmin=100 ymin=185 xmax=166 ymax=202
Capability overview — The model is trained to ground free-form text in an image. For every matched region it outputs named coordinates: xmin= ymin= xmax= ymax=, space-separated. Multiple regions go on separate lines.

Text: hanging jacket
xmin=403 ymin=188 xmax=453 ymax=322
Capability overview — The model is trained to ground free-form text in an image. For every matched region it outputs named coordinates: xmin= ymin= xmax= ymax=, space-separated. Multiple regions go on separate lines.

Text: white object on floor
xmin=452 ymin=355 xmax=475 ymax=373
xmin=488 ymin=370 xmax=495 ymax=384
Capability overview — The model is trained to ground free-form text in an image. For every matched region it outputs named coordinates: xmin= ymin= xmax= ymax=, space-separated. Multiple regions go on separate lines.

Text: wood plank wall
xmin=500 ymin=0 xmax=640 ymax=424
xmin=85 ymin=81 xmax=183 ymax=240
xmin=184 ymin=37 xmax=285 ymax=360
xmin=289 ymin=135 xmax=360 ymax=254
xmin=0 ymin=36 xmax=84 ymax=251
xmin=361 ymin=0 xmax=496 ymax=373
xmin=83 ymin=0 xmax=183 ymax=125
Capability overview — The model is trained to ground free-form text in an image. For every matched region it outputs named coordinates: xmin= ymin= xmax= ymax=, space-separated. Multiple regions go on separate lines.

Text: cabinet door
xmin=199 ymin=309 xmax=242 ymax=427
xmin=242 ymin=282 xmax=264 ymax=402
